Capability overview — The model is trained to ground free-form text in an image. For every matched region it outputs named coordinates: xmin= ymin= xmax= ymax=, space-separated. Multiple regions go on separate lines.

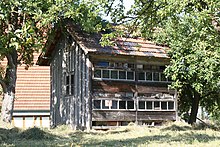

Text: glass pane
xmin=66 ymin=75 xmax=69 ymax=84
xmin=153 ymin=72 xmax=159 ymax=81
xmin=154 ymin=101 xmax=160 ymax=110
xmin=138 ymin=101 xmax=145 ymax=109
xmin=127 ymin=71 xmax=134 ymax=80
xmin=161 ymin=73 xmax=167 ymax=81
xmin=146 ymin=72 xmax=152 ymax=81
xmin=161 ymin=102 xmax=167 ymax=110
xmin=103 ymin=70 xmax=110 ymax=78
xmin=66 ymin=85 xmax=69 ymax=95
xmin=111 ymin=70 xmax=118 ymax=79
xmin=127 ymin=101 xmax=134 ymax=109
xmin=119 ymin=71 xmax=126 ymax=79
xmin=102 ymin=100 xmax=110 ymax=109
xmin=168 ymin=102 xmax=174 ymax=110
xmin=111 ymin=100 xmax=118 ymax=109
xmin=119 ymin=101 xmax=126 ymax=109
xmin=71 ymin=85 xmax=74 ymax=95
xmin=146 ymin=101 xmax=153 ymax=109
xmin=138 ymin=72 xmax=145 ymax=80
xmin=94 ymin=70 xmax=101 ymax=78
xmin=94 ymin=100 xmax=101 ymax=109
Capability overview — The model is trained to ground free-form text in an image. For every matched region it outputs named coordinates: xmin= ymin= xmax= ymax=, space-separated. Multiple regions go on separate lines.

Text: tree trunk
xmin=1 ymin=92 xmax=15 ymax=122
xmin=188 ymin=89 xmax=200 ymax=125
xmin=1 ymin=50 xmax=17 ymax=123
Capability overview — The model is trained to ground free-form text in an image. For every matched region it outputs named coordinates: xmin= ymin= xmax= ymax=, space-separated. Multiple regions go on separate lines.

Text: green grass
xmin=1 ymin=121 xmax=220 ymax=147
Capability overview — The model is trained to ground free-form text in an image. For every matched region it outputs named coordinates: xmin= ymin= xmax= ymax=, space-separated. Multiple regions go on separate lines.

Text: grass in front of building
xmin=1 ymin=121 xmax=220 ymax=147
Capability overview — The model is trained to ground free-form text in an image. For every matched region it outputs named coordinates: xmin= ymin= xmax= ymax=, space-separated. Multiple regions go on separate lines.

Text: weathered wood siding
xmin=50 ymin=34 xmax=91 ymax=130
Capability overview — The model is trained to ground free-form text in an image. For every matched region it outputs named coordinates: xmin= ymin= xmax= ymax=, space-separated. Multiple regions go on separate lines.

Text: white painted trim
xmin=13 ymin=112 xmax=50 ymax=116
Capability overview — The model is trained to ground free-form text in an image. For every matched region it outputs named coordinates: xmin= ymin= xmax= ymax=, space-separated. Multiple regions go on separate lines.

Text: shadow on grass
xmin=79 ymin=130 xmax=220 ymax=146
xmin=0 ymin=127 xmax=64 ymax=146
xmin=161 ymin=124 xmax=192 ymax=131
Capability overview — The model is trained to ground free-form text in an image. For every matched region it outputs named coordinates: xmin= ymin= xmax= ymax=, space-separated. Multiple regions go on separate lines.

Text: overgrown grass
xmin=1 ymin=121 xmax=220 ymax=146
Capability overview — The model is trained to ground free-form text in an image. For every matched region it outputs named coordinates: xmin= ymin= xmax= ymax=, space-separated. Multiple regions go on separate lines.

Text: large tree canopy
xmin=101 ymin=0 xmax=220 ymax=124
xmin=0 ymin=0 xmax=104 ymax=122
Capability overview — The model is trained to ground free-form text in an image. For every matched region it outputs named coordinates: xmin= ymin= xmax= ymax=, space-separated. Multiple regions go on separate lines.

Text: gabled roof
xmin=38 ymin=21 xmax=169 ymax=66
xmin=0 ymin=53 xmax=50 ymax=112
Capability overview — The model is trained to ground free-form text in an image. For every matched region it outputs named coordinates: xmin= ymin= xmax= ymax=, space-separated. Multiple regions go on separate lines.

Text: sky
xmin=104 ymin=0 xmax=134 ymax=22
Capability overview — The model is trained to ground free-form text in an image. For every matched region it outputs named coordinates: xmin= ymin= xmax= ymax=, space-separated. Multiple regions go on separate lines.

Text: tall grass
xmin=1 ymin=121 xmax=220 ymax=146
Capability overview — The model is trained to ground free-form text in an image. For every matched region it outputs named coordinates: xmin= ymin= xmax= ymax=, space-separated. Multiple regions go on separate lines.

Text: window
xmin=139 ymin=101 xmax=145 ymax=109
xmin=103 ymin=70 xmax=110 ymax=78
xmin=119 ymin=71 xmax=126 ymax=79
xmin=153 ymin=72 xmax=159 ymax=81
xmin=66 ymin=75 xmax=70 ymax=95
xmin=146 ymin=101 xmax=153 ymax=109
xmin=138 ymin=72 xmax=145 ymax=80
xmin=127 ymin=101 xmax=134 ymax=109
xmin=94 ymin=70 xmax=101 ymax=78
xmin=168 ymin=102 xmax=174 ymax=110
xmin=71 ymin=74 xmax=74 ymax=95
xmin=154 ymin=101 xmax=160 ymax=110
xmin=111 ymin=100 xmax=118 ymax=109
xmin=119 ymin=101 xmax=126 ymax=109
xmin=146 ymin=72 xmax=152 ymax=81
xmin=127 ymin=71 xmax=134 ymax=80
xmin=93 ymin=99 xmax=135 ymax=110
xmin=102 ymin=100 xmax=111 ymax=109
xmin=161 ymin=102 xmax=167 ymax=110
xmin=94 ymin=100 xmax=101 ymax=109
xmin=94 ymin=69 xmax=135 ymax=81
xmin=111 ymin=70 xmax=118 ymax=79
xmin=161 ymin=73 xmax=166 ymax=81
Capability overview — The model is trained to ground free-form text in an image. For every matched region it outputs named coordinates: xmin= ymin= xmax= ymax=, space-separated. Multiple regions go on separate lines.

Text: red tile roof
xmin=0 ymin=53 xmax=50 ymax=111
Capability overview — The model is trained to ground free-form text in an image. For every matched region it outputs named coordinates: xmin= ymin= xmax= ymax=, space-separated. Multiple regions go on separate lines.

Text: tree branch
xmin=0 ymin=78 xmax=7 ymax=93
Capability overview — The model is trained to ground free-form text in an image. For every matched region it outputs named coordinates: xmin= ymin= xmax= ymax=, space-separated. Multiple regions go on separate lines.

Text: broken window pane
xmin=139 ymin=101 xmax=145 ymax=109
xmin=146 ymin=72 xmax=152 ymax=81
xmin=119 ymin=71 xmax=126 ymax=79
xmin=94 ymin=100 xmax=101 ymax=109
xmin=146 ymin=101 xmax=153 ymax=109
xmin=127 ymin=101 xmax=134 ymax=109
xmin=127 ymin=71 xmax=134 ymax=80
xmin=119 ymin=101 xmax=126 ymax=109
xmin=153 ymin=72 xmax=159 ymax=81
xmin=111 ymin=70 xmax=118 ymax=79
xmin=102 ymin=100 xmax=111 ymax=109
xmin=94 ymin=69 xmax=101 ymax=78
xmin=103 ymin=70 xmax=110 ymax=78
xmin=161 ymin=102 xmax=167 ymax=110
xmin=168 ymin=102 xmax=174 ymax=110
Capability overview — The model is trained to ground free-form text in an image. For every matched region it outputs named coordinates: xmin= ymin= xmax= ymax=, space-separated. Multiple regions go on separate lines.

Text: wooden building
xmin=38 ymin=22 xmax=177 ymax=130
xmin=0 ymin=53 xmax=50 ymax=128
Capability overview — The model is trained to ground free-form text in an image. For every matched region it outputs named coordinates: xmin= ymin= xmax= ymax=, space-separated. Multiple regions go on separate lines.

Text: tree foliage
xmin=101 ymin=0 xmax=220 ymax=123
xmin=0 ymin=0 xmax=104 ymax=122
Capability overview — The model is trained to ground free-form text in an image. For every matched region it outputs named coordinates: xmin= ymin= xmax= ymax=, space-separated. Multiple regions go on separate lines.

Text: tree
xmin=101 ymin=0 xmax=220 ymax=124
xmin=0 ymin=0 xmax=104 ymax=123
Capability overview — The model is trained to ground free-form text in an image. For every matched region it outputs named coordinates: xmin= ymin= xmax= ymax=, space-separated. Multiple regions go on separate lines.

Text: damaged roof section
xmin=38 ymin=21 xmax=169 ymax=66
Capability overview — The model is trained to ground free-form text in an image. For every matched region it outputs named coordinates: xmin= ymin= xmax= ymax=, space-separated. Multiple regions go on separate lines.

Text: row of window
xmin=94 ymin=69 xmax=171 ymax=82
xmin=94 ymin=69 xmax=135 ymax=80
xmin=94 ymin=61 xmax=165 ymax=71
xmin=93 ymin=99 xmax=175 ymax=111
